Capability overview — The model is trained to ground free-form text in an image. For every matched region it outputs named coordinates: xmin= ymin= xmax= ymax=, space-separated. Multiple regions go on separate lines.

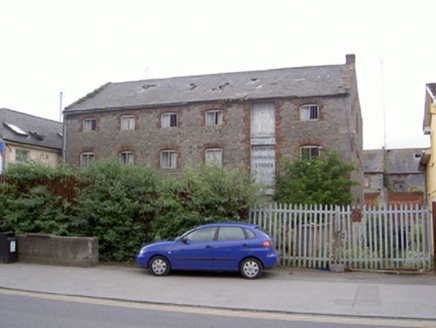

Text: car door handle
xmin=206 ymin=245 xmax=213 ymax=249
xmin=242 ymin=244 xmax=249 ymax=247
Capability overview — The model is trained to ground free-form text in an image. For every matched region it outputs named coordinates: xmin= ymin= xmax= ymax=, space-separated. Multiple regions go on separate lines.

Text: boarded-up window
xmin=250 ymin=103 xmax=275 ymax=139
xmin=205 ymin=149 xmax=223 ymax=166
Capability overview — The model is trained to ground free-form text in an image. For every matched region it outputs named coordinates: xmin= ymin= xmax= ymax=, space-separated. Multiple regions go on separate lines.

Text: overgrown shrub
xmin=275 ymin=149 xmax=359 ymax=206
xmin=151 ymin=164 xmax=261 ymax=240
xmin=0 ymin=162 xmax=74 ymax=234
xmin=71 ymin=159 xmax=161 ymax=261
xmin=0 ymin=159 xmax=261 ymax=262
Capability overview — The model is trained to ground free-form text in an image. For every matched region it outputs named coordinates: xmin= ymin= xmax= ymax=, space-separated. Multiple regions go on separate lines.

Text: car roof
xmin=197 ymin=222 xmax=257 ymax=229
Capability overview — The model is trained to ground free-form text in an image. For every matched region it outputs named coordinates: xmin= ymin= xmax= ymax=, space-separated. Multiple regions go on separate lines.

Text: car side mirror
xmin=180 ymin=237 xmax=189 ymax=243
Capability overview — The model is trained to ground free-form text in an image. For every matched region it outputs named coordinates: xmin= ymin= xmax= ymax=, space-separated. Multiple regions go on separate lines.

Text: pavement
xmin=1 ymin=262 xmax=436 ymax=321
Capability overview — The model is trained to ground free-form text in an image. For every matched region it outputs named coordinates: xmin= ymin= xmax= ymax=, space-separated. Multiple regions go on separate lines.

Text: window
xmin=364 ymin=177 xmax=370 ymax=188
xmin=394 ymin=181 xmax=404 ymax=191
xmin=4 ymin=122 xmax=28 ymax=136
xmin=83 ymin=118 xmax=96 ymax=131
xmin=300 ymin=146 xmax=321 ymax=159
xmin=218 ymin=227 xmax=246 ymax=241
xmin=120 ymin=115 xmax=135 ymax=130
xmin=119 ymin=151 xmax=134 ymax=165
xmin=300 ymin=105 xmax=319 ymax=121
xmin=161 ymin=113 xmax=178 ymax=128
xmin=245 ymin=229 xmax=256 ymax=239
xmin=80 ymin=152 xmax=95 ymax=168
xmin=205 ymin=149 xmax=223 ymax=166
xmin=205 ymin=110 xmax=222 ymax=125
xmin=15 ymin=149 xmax=29 ymax=163
xmin=160 ymin=150 xmax=177 ymax=169
xmin=184 ymin=227 xmax=217 ymax=242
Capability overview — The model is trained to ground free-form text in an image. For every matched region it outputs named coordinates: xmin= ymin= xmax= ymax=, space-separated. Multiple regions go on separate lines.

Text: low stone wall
xmin=17 ymin=234 xmax=98 ymax=267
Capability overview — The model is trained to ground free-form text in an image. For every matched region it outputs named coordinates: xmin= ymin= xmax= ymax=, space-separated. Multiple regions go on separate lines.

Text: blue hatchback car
xmin=136 ymin=222 xmax=278 ymax=279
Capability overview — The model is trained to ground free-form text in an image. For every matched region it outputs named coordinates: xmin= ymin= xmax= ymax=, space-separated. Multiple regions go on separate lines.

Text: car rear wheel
xmin=149 ymin=256 xmax=170 ymax=276
xmin=240 ymin=258 xmax=262 ymax=279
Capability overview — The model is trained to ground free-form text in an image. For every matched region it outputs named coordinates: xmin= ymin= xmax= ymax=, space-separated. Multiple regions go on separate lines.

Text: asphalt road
xmin=0 ymin=290 xmax=434 ymax=328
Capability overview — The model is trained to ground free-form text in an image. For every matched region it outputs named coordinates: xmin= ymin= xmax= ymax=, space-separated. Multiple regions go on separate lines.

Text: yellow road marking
xmin=0 ymin=288 xmax=434 ymax=327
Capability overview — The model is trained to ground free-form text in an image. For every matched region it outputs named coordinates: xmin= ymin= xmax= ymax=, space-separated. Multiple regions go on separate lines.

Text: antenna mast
xmin=59 ymin=91 xmax=63 ymax=122
xmin=381 ymin=60 xmax=387 ymax=148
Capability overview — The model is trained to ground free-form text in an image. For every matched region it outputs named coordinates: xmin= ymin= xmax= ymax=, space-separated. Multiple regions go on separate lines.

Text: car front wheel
xmin=240 ymin=258 xmax=262 ymax=279
xmin=149 ymin=256 xmax=170 ymax=276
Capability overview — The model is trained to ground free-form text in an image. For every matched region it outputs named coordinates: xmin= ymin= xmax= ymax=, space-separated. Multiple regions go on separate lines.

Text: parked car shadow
xmin=137 ymin=268 xmax=274 ymax=280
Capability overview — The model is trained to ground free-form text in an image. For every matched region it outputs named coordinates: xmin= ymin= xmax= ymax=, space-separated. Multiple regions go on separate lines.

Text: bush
xmin=0 ymin=162 xmax=74 ymax=235
xmin=151 ymin=164 xmax=261 ymax=240
xmin=274 ymin=150 xmax=359 ymax=206
xmin=71 ymin=159 xmax=160 ymax=261
xmin=0 ymin=159 xmax=261 ymax=262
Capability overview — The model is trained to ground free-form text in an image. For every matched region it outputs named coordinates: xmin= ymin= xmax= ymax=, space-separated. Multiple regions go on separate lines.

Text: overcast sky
xmin=1 ymin=0 xmax=434 ymax=150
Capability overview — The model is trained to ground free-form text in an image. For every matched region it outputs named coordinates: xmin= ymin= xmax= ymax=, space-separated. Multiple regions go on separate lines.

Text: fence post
xmin=433 ymin=202 xmax=436 ymax=273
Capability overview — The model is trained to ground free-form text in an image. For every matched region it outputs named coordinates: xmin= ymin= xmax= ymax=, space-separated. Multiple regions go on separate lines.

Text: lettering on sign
xmin=251 ymin=145 xmax=275 ymax=186
xmin=10 ymin=241 xmax=16 ymax=253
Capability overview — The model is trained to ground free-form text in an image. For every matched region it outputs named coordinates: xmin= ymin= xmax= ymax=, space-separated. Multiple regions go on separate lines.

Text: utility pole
xmin=381 ymin=60 xmax=387 ymax=148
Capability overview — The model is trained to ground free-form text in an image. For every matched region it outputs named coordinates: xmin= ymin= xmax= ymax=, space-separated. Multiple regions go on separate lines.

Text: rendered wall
xmin=17 ymin=234 xmax=98 ymax=267
xmin=4 ymin=143 xmax=61 ymax=170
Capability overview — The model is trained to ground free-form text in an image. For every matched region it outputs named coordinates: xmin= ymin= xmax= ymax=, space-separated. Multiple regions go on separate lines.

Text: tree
xmin=274 ymin=150 xmax=359 ymax=205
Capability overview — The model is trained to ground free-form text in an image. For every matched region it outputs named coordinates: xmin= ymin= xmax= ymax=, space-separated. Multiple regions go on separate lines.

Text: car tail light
xmin=263 ymin=241 xmax=274 ymax=247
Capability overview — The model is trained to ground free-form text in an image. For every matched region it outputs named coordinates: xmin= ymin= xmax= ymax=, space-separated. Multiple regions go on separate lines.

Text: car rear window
xmin=244 ymin=228 xmax=256 ymax=239
xmin=256 ymin=226 xmax=272 ymax=238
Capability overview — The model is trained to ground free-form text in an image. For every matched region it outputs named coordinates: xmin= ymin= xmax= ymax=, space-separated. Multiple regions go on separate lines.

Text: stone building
xmin=363 ymin=148 xmax=426 ymax=206
xmin=64 ymin=54 xmax=364 ymax=203
xmin=0 ymin=108 xmax=63 ymax=173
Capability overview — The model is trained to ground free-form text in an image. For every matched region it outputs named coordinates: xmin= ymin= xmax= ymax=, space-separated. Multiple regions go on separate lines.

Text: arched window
xmin=80 ymin=152 xmax=95 ymax=168
xmin=119 ymin=151 xmax=134 ymax=165
xmin=300 ymin=146 xmax=321 ymax=159
xmin=161 ymin=113 xmax=178 ymax=127
xmin=120 ymin=115 xmax=136 ymax=130
xmin=160 ymin=150 xmax=177 ymax=168
xmin=205 ymin=110 xmax=222 ymax=125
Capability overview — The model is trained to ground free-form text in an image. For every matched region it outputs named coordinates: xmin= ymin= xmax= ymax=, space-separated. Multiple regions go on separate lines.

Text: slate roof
xmin=363 ymin=148 xmax=426 ymax=175
xmin=385 ymin=149 xmax=424 ymax=174
xmin=423 ymin=83 xmax=436 ymax=132
xmin=65 ymin=64 xmax=350 ymax=112
xmin=427 ymin=83 xmax=436 ymax=98
xmin=363 ymin=149 xmax=384 ymax=173
xmin=0 ymin=108 xmax=63 ymax=150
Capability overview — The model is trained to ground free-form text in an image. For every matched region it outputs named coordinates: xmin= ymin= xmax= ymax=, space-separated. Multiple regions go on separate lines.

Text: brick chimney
xmin=346 ymin=54 xmax=356 ymax=65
